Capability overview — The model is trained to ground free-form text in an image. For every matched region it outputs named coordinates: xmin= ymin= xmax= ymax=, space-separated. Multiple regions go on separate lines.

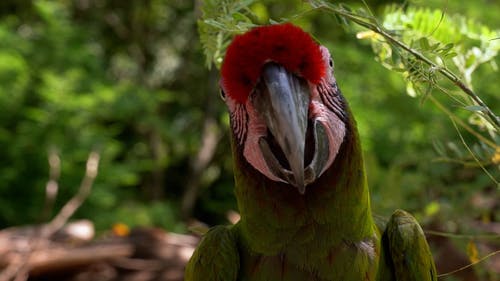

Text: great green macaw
xmin=186 ymin=23 xmax=437 ymax=281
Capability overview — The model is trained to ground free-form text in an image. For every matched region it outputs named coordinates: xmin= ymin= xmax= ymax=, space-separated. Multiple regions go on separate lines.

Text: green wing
xmin=380 ymin=209 xmax=437 ymax=281
xmin=185 ymin=225 xmax=240 ymax=281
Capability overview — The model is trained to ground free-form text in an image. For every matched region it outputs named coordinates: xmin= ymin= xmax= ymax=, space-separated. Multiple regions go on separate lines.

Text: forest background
xmin=0 ymin=0 xmax=498 ymax=280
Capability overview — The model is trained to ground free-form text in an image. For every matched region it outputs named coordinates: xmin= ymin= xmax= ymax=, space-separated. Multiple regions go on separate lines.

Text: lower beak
xmin=253 ymin=63 xmax=310 ymax=193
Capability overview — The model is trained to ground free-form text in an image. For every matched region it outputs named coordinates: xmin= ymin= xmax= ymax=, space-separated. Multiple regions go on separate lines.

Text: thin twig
xmin=181 ymin=116 xmax=221 ymax=218
xmin=40 ymin=149 xmax=60 ymax=222
xmin=449 ymin=118 xmax=498 ymax=185
xmin=437 ymin=249 xmax=500 ymax=278
xmin=0 ymin=151 xmax=100 ymax=281
xmin=432 ymin=157 xmax=492 ymax=167
xmin=425 ymin=230 xmax=500 ymax=240
xmin=43 ymin=150 xmax=100 ymax=237
xmin=429 ymin=95 xmax=496 ymax=149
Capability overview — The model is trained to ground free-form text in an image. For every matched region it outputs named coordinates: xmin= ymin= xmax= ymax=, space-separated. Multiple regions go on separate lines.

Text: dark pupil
xmin=329 ymin=59 xmax=333 ymax=67
xmin=219 ymin=88 xmax=226 ymax=100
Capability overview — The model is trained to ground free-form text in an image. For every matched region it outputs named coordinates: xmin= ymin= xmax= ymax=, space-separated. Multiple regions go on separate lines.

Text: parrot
xmin=186 ymin=23 xmax=437 ymax=281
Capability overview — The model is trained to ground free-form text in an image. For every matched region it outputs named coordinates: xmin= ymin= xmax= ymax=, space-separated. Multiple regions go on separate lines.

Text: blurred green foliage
xmin=0 ymin=0 xmax=498 ymax=278
xmin=0 ymin=0 xmax=231 ymax=232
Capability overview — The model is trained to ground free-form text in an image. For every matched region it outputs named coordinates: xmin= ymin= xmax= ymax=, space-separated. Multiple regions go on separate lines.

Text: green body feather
xmin=186 ymin=105 xmax=436 ymax=281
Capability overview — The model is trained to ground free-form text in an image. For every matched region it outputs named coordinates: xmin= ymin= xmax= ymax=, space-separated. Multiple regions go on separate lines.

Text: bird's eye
xmin=329 ymin=58 xmax=333 ymax=68
xmin=219 ymin=88 xmax=226 ymax=101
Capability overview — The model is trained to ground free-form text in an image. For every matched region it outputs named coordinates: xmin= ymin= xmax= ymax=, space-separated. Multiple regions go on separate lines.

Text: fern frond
xmin=198 ymin=0 xmax=257 ymax=69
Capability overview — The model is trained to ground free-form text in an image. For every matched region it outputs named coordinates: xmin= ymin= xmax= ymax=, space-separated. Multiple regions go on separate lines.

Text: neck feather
xmin=231 ymin=107 xmax=375 ymax=255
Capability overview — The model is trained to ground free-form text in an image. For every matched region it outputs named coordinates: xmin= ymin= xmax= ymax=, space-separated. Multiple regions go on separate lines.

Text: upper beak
xmin=253 ymin=63 xmax=310 ymax=193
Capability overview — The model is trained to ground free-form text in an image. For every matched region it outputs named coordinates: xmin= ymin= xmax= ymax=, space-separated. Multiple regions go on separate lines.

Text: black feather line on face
xmin=230 ymin=103 xmax=249 ymax=146
xmin=318 ymin=81 xmax=348 ymax=124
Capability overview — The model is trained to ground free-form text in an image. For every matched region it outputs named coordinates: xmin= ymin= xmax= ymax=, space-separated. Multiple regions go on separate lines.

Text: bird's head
xmin=220 ymin=23 xmax=347 ymax=194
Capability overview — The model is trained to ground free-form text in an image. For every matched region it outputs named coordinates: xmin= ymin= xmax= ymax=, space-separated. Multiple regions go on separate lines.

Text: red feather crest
xmin=221 ymin=23 xmax=325 ymax=103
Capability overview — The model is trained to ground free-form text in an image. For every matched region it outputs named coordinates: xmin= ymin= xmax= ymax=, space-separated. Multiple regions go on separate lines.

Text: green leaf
xmin=444 ymin=51 xmax=457 ymax=58
xmin=339 ymin=3 xmax=353 ymax=12
xmin=334 ymin=14 xmax=349 ymax=26
xmin=441 ymin=43 xmax=454 ymax=52
xmin=419 ymin=37 xmax=430 ymax=50
xmin=463 ymin=105 xmax=486 ymax=112
xmin=392 ymin=67 xmax=406 ymax=72
xmin=232 ymin=12 xmax=252 ymax=23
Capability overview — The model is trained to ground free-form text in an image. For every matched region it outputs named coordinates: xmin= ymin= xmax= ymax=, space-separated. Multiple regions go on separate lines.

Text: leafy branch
xmin=308 ymin=0 xmax=499 ymax=130
xmin=307 ymin=1 xmax=499 ymax=176
xmin=198 ymin=0 xmax=258 ymax=69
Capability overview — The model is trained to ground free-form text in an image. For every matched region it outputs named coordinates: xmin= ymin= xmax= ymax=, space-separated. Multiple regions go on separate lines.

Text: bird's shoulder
xmin=377 ymin=209 xmax=437 ymax=281
xmin=185 ymin=225 xmax=240 ymax=281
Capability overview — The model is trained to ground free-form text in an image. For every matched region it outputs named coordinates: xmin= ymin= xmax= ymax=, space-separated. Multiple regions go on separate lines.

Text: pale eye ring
xmin=219 ymin=88 xmax=226 ymax=101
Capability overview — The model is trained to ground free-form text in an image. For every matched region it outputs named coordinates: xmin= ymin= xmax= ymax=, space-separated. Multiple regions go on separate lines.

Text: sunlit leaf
xmin=492 ymin=147 xmax=500 ymax=165
xmin=424 ymin=201 xmax=440 ymax=216
xmin=419 ymin=37 xmax=430 ymax=50
xmin=464 ymin=105 xmax=486 ymax=112
xmin=232 ymin=12 xmax=252 ymax=23
xmin=466 ymin=240 xmax=480 ymax=264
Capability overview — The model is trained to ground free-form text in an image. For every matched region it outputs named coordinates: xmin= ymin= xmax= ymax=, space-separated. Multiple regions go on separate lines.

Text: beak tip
xmin=297 ymin=183 xmax=307 ymax=195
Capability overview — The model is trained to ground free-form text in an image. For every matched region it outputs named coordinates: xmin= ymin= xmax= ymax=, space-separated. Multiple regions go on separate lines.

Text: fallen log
xmin=0 ymin=223 xmax=198 ymax=281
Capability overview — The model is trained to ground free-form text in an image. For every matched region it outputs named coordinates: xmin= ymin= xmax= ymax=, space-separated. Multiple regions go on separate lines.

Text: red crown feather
xmin=221 ymin=23 xmax=325 ymax=104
